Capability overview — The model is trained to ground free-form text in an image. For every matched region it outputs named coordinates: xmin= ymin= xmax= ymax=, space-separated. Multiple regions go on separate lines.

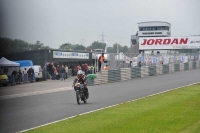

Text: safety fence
xmin=87 ymin=61 xmax=200 ymax=86
xmin=8 ymin=74 xmax=36 ymax=86
xmin=100 ymin=52 xmax=200 ymax=70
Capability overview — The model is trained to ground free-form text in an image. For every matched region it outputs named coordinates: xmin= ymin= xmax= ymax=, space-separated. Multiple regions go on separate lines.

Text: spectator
xmin=98 ymin=53 xmax=105 ymax=72
xmin=65 ymin=65 xmax=68 ymax=79
xmin=49 ymin=63 xmax=54 ymax=80
xmin=0 ymin=67 xmax=3 ymax=74
xmin=84 ymin=63 xmax=88 ymax=75
xmin=104 ymin=65 xmax=109 ymax=70
xmin=56 ymin=65 xmax=61 ymax=80
xmin=27 ymin=67 xmax=34 ymax=82
xmin=61 ymin=65 xmax=65 ymax=81
xmin=53 ymin=65 xmax=58 ymax=80
xmin=77 ymin=64 xmax=81 ymax=71
xmin=12 ymin=69 xmax=18 ymax=83
xmin=22 ymin=71 xmax=25 ymax=82
xmin=130 ymin=61 xmax=132 ymax=68
xmin=17 ymin=70 xmax=22 ymax=82
xmin=139 ymin=62 xmax=141 ymax=67
xmin=82 ymin=64 xmax=85 ymax=72
xmin=71 ymin=64 xmax=75 ymax=76
xmin=24 ymin=68 xmax=27 ymax=74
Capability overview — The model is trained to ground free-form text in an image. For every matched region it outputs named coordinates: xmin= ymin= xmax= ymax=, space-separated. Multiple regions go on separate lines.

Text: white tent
xmin=0 ymin=57 xmax=20 ymax=66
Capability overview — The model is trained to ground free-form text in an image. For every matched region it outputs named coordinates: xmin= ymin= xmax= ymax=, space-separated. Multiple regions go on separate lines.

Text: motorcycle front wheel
xmin=76 ymin=91 xmax=80 ymax=104
xmin=83 ymin=96 xmax=87 ymax=103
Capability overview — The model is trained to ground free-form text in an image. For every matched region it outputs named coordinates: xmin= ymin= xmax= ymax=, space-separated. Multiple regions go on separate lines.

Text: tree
xmin=0 ymin=38 xmax=51 ymax=54
xmin=86 ymin=41 xmax=106 ymax=51
xmin=59 ymin=43 xmax=73 ymax=50
xmin=59 ymin=43 xmax=86 ymax=51
xmin=74 ymin=44 xmax=85 ymax=51
xmin=107 ymin=47 xmax=115 ymax=53
xmin=0 ymin=37 xmax=30 ymax=54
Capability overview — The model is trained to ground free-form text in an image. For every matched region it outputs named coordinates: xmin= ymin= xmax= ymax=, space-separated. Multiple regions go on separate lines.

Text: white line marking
xmin=18 ymin=82 xmax=200 ymax=133
xmin=0 ymin=87 xmax=72 ymax=100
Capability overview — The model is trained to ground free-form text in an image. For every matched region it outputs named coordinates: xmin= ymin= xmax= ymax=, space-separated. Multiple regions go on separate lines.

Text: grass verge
xmin=25 ymin=83 xmax=200 ymax=133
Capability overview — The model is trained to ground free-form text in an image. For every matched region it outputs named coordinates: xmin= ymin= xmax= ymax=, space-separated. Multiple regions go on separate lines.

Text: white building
xmin=138 ymin=21 xmax=171 ymax=37
xmin=130 ymin=21 xmax=171 ymax=53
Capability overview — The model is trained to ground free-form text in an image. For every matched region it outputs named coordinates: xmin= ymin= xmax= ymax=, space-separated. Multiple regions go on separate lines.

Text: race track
xmin=0 ymin=69 xmax=200 ymax=133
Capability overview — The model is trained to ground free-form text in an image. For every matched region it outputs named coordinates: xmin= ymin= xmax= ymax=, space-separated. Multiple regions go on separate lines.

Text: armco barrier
xmin=101 ymin=70 xmax=108 ymax=84
xmin=197 ymin=61 xmax=200 ymax=68
xmin=180 ymin=63 xmax=184 ymax=71
xmin=174 ymin=64 xmax=180 ymax=72
xmin=141 ymin=66 xmax=149 ymax=77
xmin=193 ymin=62 xmax=196 ymax=69
xmin=87 ymin=61 xmax=200 ymax=86
xmin=149 ymin=66 xmax=156 ymax=76
xmin=184 ymin=63 xmax=189 ymax=71
xmin=156 ymin=65 xmax=163 ymax=75
xmin=131 ymin=67 xmax=141 ymax=79
xmin=121 ymin=68 xmax=131 ymax=81
xmin=169 ymin=63 xmax=174 ymax=73
xmin=189 ymin=61 xmax=193 ymax=70
xmin=163 ymin=65 xmax=169 ymax=74
xmin=87 ymin=78 xmax=94 ymax=86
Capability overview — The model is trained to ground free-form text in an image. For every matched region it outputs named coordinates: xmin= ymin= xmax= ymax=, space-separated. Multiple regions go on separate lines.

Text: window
xmin=157 ymin=26 xmax=161 ymax=30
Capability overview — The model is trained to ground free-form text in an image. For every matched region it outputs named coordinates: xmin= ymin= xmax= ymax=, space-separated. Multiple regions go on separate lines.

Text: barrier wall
xmin=169 ymin=63 xmax=174 ymax=73
xmin=87 ymin=61 xmax=200 ymax=86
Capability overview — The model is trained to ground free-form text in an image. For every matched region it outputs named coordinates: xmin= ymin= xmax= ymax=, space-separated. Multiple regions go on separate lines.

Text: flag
xmin=90 ymin=47 xmax=92 ymax=52
xmin=84 ymin=47 xmax=86 ymax=51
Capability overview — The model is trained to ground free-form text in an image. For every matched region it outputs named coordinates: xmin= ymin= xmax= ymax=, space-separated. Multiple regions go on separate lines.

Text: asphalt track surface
xmin=0 ymin=69 xmax=200 ymax=133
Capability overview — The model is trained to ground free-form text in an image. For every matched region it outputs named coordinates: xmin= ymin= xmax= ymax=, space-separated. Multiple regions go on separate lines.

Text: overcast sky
xmin=0 ymin=0 xmax=200 ymax=49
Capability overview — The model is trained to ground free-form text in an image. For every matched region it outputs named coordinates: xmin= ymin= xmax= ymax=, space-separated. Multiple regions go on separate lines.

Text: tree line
xmin=59 ymin=41 xmax=129 ymax=53
xmin=0 ymin=37 xmax=50 ymax=54
xmin=1 ymin=37 xmax=129 ymax=54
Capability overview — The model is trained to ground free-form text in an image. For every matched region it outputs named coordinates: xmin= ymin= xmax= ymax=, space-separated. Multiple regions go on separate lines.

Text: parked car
xmin=0 ymin=73 xmax=9 ymax=86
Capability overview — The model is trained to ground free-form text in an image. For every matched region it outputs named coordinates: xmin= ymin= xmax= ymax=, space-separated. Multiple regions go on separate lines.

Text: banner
xmin=125 ymin=56 xmax=130 ymax=63
xmin=139 ymin=36 xmax=200 ymax=50
xmin=163 ymin=56 xmax=169 ymax=64
xmin=151 ymin=57 xmax=157 ymax=64
xmin=53 ymin=51 xmax=89 ymax=59
xmin=132 ymin=57 xmax=138 ymax=66
xmin=182 ymin=56 xmax=188 ymax=63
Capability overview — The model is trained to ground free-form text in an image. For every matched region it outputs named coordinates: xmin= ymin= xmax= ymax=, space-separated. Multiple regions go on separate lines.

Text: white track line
xmin=0 ymin=87 xmax=72 ymax=100
xmin=18 ymin=82 xmax=199 ymax=133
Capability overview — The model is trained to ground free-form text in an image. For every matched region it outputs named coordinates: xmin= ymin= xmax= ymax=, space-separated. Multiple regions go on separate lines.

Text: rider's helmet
xmin=77 ymin=70 xmax=83 ymax=78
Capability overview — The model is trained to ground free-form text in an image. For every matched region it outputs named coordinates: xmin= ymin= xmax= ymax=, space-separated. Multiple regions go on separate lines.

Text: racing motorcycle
xmin=74 ymin=83 xmax=88 ymax=104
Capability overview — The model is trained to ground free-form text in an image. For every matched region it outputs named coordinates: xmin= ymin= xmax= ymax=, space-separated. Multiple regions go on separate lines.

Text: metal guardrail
xmin=102 ymin=53 xmax=200 ymax=70
xmin=8 ymin=74 xmax=36 ymax=86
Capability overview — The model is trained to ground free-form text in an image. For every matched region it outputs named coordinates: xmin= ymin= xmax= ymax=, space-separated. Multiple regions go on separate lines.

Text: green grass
xmin=26 ymin=83 xmax=200 ymax=133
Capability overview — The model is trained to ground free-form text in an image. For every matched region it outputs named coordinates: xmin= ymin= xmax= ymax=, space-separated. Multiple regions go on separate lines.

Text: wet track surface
xmin=0 ymin=69 xmax=200 ymax=133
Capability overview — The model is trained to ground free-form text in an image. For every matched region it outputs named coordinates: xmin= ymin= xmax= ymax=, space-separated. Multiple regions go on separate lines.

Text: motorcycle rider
xmin=72 ymin=70 xmax=89 ymax=98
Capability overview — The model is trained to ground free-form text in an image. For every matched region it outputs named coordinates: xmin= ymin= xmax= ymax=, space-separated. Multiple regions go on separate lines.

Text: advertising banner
xmin=181 ymin=56 xmax=188 ymax=63
xmin=139 ymin=36 xmax=200 ymax=50
xmin=53 ymin=51 xmax=89 ymax=59
xmin=125 ymin=56 xmax=130 ymax=63
xmin=132 ymin=57 xmax=138 ymax=66
xmin=151 ymin=57 xmax=157 ymax=64
xmin=163 ymin=56 xmax=169 ymax=64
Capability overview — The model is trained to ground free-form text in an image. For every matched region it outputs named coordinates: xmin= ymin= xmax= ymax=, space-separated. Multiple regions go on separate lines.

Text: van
xmin=33 ymin=65 xmax=43 ymax=81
